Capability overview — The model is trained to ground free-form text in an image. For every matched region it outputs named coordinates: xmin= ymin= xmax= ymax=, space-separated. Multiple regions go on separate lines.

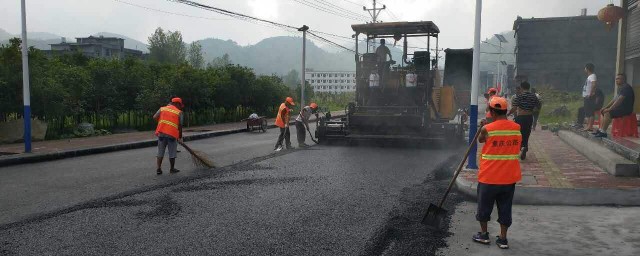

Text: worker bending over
xmin=274 ymin=97 xmax=296 ymax=151
xmin=295 ymin=102 xmax=319 ymax=148
xmin=153 ymin=97 xmax=184 ymax=175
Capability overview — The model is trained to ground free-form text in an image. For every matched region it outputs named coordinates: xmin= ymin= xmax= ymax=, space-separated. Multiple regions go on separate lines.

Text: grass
xmin=535 ymin=86 xmax=614 ymax=126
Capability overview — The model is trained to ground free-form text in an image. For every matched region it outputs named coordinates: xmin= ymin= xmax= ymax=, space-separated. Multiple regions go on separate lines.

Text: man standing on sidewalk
xmin=582 ymin=63 xmax=598 ymax=131
xmin=153 ymin=97 xmax=184 ymax=175
xmin=274 ymin=97 xmax=295 ymax=151
xmin=295 ymin=102 xmax=319 ymax=148
xmin=593 ymin=74 xmax=635 ymax=138
xmin=484 ymin=88 xmax=498 ymax=124
xmin=473 ymin=96 xmax=522 ymax=250
xmin=508 ymin=81 xmax=539 ymax=160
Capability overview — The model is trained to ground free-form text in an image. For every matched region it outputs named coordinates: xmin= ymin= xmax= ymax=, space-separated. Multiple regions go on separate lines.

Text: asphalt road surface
xmin=0 ymin=125 xmax=464 ymax=255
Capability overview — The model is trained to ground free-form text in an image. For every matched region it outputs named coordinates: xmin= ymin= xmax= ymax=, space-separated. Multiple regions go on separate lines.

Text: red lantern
xmin=598 ymin=4 xmax=625 ymax=30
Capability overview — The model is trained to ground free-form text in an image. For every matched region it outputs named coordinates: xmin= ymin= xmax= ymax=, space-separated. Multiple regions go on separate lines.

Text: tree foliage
xmin=188 ymin=41 xmax=205 ymax=69
xmin=0 ymin=35 xmax=290 ymax=131
xmin=148 ymin=27 xmax=186 ymax=64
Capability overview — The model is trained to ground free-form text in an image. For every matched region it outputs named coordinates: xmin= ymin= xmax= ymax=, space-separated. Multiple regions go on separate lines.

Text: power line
xmin=314 ymin=0 xmax=369 ymax=19
xmin=163 ymin=0 xmax=356 ymax=52
xmin=339 ymin=0 xmax=362 ymax=7
xmin=291 ymin=0 xmax=368 ymax=22
xmin=112 ymin=0 xmax=230 ymax=21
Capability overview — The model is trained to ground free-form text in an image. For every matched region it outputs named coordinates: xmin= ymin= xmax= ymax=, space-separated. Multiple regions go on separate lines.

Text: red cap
xmin=489 ymin=97 xmax=508 ymax=110
xmin=487 ymin=88 xmax=498 ymax=94
xmin=286 ymin=97 xmax=295 ymax=106
xmin=310 ymin=103 xmax=318 ymax=109
xmin=171 ymin=97 xmax=183 ymax=104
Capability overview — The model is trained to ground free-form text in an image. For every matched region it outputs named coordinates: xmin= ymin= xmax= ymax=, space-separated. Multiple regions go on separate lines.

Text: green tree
xmin=148 ymin=27 xmax=186 ymax=64
xmin=282 ymin=69 xmax=300 ymax=89
xmin=294 ymin=81 xmax=314 ymax=106
xmin=188 ymin=41 xmax=205 ymax=69
xmin=208 ymin=53 xmax=232 ymax=68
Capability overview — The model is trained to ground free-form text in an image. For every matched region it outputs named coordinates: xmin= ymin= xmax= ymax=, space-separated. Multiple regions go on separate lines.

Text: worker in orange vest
xmin=484 ymin=88 xmax=498 ymax=124
xmin=473 ymin=96 xmax=522 ymax=250
xmin=153 ymin=97 xmax=184 ymax=175
xmin=295 ymin=102 xmax=319 ymax=148
xmin=274 ymin=97 xmax=295 ymax=151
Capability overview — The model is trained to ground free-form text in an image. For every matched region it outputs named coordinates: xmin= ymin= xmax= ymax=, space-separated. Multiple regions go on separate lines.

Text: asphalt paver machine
xmin=316 ymin=21 xmax=467 ymax=144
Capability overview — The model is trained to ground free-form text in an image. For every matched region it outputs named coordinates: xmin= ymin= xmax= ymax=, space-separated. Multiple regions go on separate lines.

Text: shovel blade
xmin=422 ymin=203 xmax=448 ymax=229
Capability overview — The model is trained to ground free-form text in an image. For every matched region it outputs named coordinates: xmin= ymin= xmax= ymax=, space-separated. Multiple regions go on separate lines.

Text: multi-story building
xmin=305 ymin=70 xmax=356 ymax=93
xmin=47 ymin=36 xmax=144 ymax=60
xmin=512 ymin=14 xmax=618 ymax=91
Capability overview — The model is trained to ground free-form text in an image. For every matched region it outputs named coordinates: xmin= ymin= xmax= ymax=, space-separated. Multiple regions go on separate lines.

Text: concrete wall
xmin=514 ymin=16 xmax=618 ymax=92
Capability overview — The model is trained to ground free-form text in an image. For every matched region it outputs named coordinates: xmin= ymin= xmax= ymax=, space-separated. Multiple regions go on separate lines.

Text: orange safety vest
xmin=478 ymin=119 xmax=522 ymax=184
xmin=155 ymin=104 xmax=182 ymax=139
xmin=275 ymin=103 xmax=290 ymax=128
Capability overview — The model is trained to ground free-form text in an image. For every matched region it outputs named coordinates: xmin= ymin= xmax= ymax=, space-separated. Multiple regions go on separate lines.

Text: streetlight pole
xmin=21 ymin=0 xmax=32 ymax=153
xmin=468 ymin=0 xmax=482 ymax=169
xmin=298 ymin=25 xmax=309 ymax=108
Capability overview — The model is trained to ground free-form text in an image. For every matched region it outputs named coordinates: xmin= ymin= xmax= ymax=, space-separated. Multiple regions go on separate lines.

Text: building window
xmin=323 ymin=86 xmax=326 ymax=89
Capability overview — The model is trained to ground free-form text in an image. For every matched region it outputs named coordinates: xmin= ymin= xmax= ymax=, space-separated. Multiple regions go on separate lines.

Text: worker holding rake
xmin=153 ymin=97 xmax=184 ymax=175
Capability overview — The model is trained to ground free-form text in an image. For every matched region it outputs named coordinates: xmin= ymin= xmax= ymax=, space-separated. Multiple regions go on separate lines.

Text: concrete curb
xmin=454 ymin=169 xmax=640 ymax=206
xmin=0 ymin=115 xmax=345 ymax=167
xmin=558 ymin=130 xmax=639 ymax=177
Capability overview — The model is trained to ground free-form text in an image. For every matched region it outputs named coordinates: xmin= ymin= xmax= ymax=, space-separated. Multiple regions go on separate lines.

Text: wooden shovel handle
xmin=438 ymin=129 xmax=481 ymax=208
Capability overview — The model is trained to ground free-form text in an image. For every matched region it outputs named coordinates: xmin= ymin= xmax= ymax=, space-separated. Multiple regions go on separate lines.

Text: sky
xmin=0 ymin=0 xmax=614 ymax=51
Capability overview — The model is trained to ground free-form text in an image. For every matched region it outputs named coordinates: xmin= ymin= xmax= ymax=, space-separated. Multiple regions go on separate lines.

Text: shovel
xmin=422 ymin=129 xmax=481 ymax=229
xmin=304 ymin=122 xmax=319 ymax=144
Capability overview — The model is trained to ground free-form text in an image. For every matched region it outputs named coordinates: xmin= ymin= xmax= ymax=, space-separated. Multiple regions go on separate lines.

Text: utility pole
xmin=21 ymin=0 xmax=32 ymax=153
xmin=468 ymin=0 xmax=482 ymax=169
xmin=363 ymin=0 xmax=385 ymax=23
xmin=298 ymin=25 xmax=309 ymax=108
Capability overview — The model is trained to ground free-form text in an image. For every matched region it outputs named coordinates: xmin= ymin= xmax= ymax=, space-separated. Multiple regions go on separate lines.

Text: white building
xmin=305 ymin=70 xmax=356 ymax=93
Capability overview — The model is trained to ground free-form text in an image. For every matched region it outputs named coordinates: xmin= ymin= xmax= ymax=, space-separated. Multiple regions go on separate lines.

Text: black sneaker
xmin=496 ymin=236 xmax=509 ymax=249
xmin=591 ymin=130 xmax=600 ymax=135
xmin=170 ymin=168 xmax=180 ymax=174
xmin=594 ymin=131 xmax=608 ymax=138
xmin=472 ymin=232 xmax=490 ymax=245
xmin=520 ymin=147 xmax=527 ymax=160
xmin=156 ymin=169 xmax=162 ymax=175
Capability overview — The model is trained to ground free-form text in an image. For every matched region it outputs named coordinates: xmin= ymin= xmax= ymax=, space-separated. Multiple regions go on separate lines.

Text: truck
xmin=315 ymin=21 xmax=472 ymax=145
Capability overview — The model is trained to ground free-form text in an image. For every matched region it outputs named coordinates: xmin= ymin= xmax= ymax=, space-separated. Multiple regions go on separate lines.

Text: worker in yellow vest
xmin=274 ymin=97 xmax=295 ymax=151
xmin=153 ymin=97 xmax=184 ymax=175
xmin=473 ymin=96 xmax=522 ymax=250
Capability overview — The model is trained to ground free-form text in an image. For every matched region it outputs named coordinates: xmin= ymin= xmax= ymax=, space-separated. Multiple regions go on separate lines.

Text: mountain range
xmin=0 ymin=27 xmax=515 ymax=75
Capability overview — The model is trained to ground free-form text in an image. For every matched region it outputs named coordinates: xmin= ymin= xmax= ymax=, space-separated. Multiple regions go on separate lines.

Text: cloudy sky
xmin=1 ymin=0 xmax=613 ymax=50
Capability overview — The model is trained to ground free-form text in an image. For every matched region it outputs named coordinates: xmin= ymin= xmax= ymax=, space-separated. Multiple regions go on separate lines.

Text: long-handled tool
xmin=304 ymin=122 xmax=318 ymax=144
xmin=422 ymin=129 xmax=481 ymax=229
xmin=177 ymin=140 xmax=215 ymax=168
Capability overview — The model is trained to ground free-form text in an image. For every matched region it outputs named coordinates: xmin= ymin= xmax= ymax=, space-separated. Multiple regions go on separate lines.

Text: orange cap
xmin=171 ymin=97 xmax=183 ymax=104
xmin=286 ymin=97 xmax=295 ymax=106
xmin=489 ymin=97 xmax=508 ymax=110
xmin=310 ymin=102 xmax=318 ymax=109
xmin=487 ymin=88 xmax=498 ymax=94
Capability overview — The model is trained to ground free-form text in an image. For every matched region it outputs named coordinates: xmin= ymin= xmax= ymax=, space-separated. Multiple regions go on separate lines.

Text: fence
xmin=4 ymin=106 xmax=278 ymax=140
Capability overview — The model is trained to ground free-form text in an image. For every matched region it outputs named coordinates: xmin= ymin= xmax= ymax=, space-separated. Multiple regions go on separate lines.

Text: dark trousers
xmin=515 ymin=115 xmax=533 ymax=149
xmin=275 ymin=126 xmax=291 ymax=149
xmin=476 ymin=182 xmax=516 ymax=227
xmin=295 ymin=121 xmax=306 ymax=145
xmin=576 ymin=107 xmax=585 ymax=125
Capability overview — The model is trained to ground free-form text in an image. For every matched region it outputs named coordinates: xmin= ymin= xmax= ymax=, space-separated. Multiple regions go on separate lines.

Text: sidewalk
xmin=0 ymin=111 xmax=344 ymax=167
xmin=456 ymin=129 xmax=640 ymax=206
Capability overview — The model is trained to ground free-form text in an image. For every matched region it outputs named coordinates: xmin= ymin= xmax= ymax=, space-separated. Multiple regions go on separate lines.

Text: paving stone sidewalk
xmin=460 ymin=129 xmax=640 ymax=190
xmin=456 ymin=129 xmax=640 ymax=205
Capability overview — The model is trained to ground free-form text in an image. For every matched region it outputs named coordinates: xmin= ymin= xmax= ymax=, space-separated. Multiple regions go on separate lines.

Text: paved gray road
xmin=0 ymin=124 xmax=462 ymax=255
